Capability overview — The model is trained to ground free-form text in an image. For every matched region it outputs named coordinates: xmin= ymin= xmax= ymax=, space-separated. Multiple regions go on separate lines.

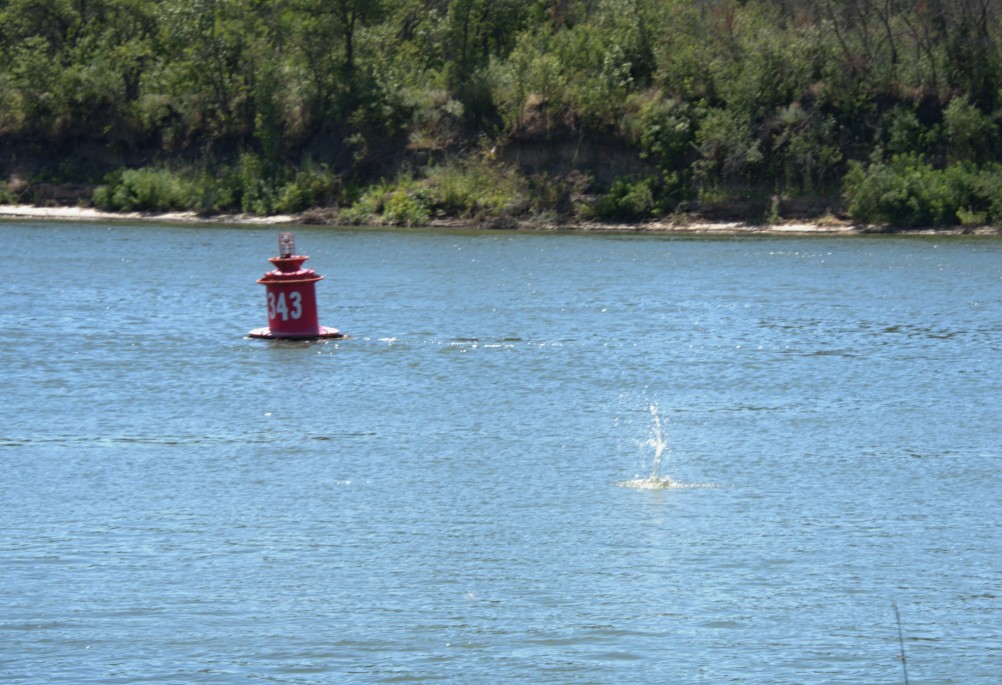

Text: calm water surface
xmin=2 ymin=222 xmax=1000 ymax=684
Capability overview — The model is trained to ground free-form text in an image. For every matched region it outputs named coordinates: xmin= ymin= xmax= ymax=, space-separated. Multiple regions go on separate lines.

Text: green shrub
xmin=382 ymin=188 xmax=431 ymax=226
xmin=942 ymin=96 xmax=997 ymax=164
xmin=879 ymin=106 xmax=933 ymax=156
xmin=970 ymin=164 xmax=1002 ymax=224
xmin=694 ymin=108 xmax=763 ymax=188
xmin=773 ymin=110 xmax=843 ymax=195
xmin=92 ymin=156 xmax=330 ymax=216
xmin=424 ymin=160 xmax=528 ymax=218
xmin=595 ymin=176 xmax=658 ymax=221
xmin=340 ymin=182 xmax=390 ymax=225
xmin=230 ymin=153 xmax=281 ymax=215
xmin=93 ymin=167 xmax=198 ymax=212
xmin=621 ymin=91 xmax=697 ymax=176
xmin=275 ymin=167 xmax=341 ymax=213
xmin=341 ymin=176 xmax=431 ymax=226
xmin=339 ymin=160 xmax=531 ymax=226
xmin=842 ymin=154 xmax=997 ymax=227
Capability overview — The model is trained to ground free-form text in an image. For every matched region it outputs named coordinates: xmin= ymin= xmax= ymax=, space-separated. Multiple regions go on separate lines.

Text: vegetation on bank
xmin=4 ymin=0 xmax=1002 ymax=228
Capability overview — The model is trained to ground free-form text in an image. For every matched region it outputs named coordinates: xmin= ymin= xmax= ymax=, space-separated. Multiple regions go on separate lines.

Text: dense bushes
xmin=840 ymin=94 xmax=1002 ymax=226
xmin=594 ymin=177 xmax=659 ymax=221
xmin=93 ymin=156 xmax=342 ymax=215
xmin=93 ymin=168 xmax=198 ymax=212
xmin=843 ymin=156 xmax=1002 ymax=227
xmin=7 ymin=0 xmax=1002 ymax=227
xmin=340 ymin=159 xmax=529 ymax=226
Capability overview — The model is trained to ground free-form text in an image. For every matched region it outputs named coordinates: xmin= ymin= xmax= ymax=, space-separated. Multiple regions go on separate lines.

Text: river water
xmin=2 ymin=221 xmax=1000 ymax=684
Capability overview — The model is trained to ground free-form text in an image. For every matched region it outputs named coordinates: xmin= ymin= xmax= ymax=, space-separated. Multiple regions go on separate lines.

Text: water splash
xmin=647 ymin=404 xmax=669 ymax=480
xmin=616 ymin=405 xmax=677 ymax=489
xmin=616 ymin=405 xmax=719 ymax=490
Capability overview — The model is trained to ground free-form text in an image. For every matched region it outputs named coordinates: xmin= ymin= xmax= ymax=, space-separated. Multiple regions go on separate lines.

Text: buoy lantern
xmin=248 ymin=232 xmax=345 ymax=340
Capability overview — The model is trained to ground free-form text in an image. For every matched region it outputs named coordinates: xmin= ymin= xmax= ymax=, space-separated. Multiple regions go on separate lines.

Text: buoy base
xmin=248 ymin=326 xmax=345 ymax=340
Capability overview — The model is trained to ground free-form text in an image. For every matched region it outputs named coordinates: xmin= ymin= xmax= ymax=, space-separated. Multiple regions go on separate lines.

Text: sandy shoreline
xmin=2 ymin=203 xmax=999 ymax=235
xmin=0 ymin=204 xmax=300 ymax=225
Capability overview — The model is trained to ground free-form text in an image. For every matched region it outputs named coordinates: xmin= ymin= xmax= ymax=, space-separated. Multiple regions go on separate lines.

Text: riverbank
xmin=2 ymin=203 xmax=1000 ymax=235
xmin=0 ymin=204 xmax=300 ymax=225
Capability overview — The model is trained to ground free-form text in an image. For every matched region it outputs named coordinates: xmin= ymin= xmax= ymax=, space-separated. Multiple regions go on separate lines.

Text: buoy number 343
xmin=267 ymin=290 xmax=303 ymax=321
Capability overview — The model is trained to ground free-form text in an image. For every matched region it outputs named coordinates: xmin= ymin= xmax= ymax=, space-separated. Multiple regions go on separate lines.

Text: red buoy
xmin=248 ymin=232 xmax=345 ymax=340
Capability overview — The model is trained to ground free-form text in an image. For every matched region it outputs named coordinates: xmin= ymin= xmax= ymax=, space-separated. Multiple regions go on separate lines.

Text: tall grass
xmin=93 ymin=156 xmax=343 ymax=215
xmin=340 ymin=159 xmax=530 ymax=226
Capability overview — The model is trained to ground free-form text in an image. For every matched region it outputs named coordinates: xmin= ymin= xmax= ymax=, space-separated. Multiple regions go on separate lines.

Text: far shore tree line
xmin=3 ymin=0 xmax=1002 ymax=227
